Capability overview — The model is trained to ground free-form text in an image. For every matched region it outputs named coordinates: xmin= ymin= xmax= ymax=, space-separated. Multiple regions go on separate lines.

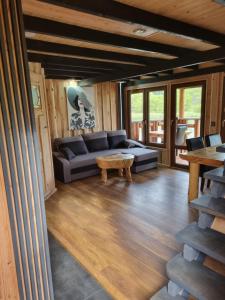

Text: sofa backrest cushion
xmin=107 ymin=130 xmax=127 ymax=149
xmin=60 ymin=147 xmax=76 ymax=161
xmin=82 ymin=131 xmax=109 ymax=152
xmin=54 ymin=136 xmax=88 ymax=155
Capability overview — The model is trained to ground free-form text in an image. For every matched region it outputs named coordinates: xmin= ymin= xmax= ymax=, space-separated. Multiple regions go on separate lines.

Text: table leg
xmin=101 ymin=169 xmax=107 ymax=183
xmin=118 ymin=169 xmax=123 ymax=177
xmin=188 ymin=162 xmax=200 ymax=202
xmin=125 ymin=168 xmax=132 ymax=182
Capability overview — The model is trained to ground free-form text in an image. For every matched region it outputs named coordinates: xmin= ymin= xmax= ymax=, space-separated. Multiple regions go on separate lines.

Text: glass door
xmin=171 ymin=82 xmax=206 ymax=167
xmin=147 ymin=87 xmax=166 ymax=147
xmin=129 ymin=91 xmax=145 ymax=143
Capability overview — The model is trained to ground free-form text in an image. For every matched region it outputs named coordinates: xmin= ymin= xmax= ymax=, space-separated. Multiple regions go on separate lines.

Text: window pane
xmin=148 ymin=90 xmax=165 ymax=144
xmin=175 ymin=85 xmax=203 ymax=166
xmin=130 ymin=92 xmax=144 ymax=141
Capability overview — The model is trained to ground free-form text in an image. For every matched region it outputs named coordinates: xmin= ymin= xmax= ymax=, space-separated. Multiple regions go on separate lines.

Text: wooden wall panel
xmin=126 ymin=72 xmax=224 ymax=166
xmin=0 ymin=0 xmax=54 ymax=299
xmin=30 ymin=68 xmax=56 ymax=199
xmin=0 ymin=157 xmax=19 ymax=299
xmin=45 ymin=79 xmax=119 ymax=141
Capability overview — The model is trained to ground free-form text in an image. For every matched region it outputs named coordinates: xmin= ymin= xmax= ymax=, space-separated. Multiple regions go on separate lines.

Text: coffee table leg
xmin=101 ymin=169 xmax=107 ymax=183
xmin=125 ymin=168 xmax=132 ymax=182
xmin=118 ymin=169 xmax=123 ymax=177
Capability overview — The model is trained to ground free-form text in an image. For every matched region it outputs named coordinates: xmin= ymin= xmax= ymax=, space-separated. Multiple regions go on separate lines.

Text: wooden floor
xmin=46 ymin=167 xmax=196 ymax=300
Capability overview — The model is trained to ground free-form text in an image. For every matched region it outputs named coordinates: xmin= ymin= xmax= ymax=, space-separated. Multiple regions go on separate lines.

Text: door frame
xmin=221 ymin=76 xmax=225 ymax=143
xmin=127 ymin=89 xmax=146 ymax=143
xmin=145 ymin=86 xmax=167 ymax=148
xmin=170 ymin=80 xmax=206 ymax=168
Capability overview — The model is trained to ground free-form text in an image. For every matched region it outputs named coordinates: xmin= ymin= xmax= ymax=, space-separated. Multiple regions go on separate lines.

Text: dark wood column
xmin=0 ymin=0 xmax=54 ymax=299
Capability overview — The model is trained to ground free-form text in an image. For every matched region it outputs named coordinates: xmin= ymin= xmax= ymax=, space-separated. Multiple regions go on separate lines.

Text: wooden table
xmin=180 ymin=146 xmax=225 ymax=202
xmin=96 ymin=153 xmax=134 ymax=183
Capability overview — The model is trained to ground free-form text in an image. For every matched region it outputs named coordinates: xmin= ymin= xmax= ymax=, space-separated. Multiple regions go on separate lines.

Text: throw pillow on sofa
xmin=119 ymin=140 xmax=136 ymax=148
xmin=57 ymin=136 xmax=88 ymax=155
xmin=107 ymin=130 xmax=127 ymax=149
xmin=60 ymin=147 xmax=76 ymax=161
xmin=82 ymin=131 xmax=109 ymax=152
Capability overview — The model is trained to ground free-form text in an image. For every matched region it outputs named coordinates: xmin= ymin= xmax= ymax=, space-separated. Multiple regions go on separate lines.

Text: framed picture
xmin=66 ymin=85 xmax=96 ymax=130
xmin=31 ymin=84 xmax=41 ymax=109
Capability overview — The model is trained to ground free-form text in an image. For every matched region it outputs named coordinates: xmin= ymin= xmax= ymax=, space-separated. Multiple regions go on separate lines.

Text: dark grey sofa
xmin=53 ymin=130 xmax=159 ymax=183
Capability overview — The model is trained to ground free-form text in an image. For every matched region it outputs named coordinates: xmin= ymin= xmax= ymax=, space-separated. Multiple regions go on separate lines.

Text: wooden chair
xmin=186 ymin=137 xmax=211 ymax=192
xmin=205 ymin=133 xmax=222 ymax=147
xmin=175 ymin=125 xmax=188 ymax=156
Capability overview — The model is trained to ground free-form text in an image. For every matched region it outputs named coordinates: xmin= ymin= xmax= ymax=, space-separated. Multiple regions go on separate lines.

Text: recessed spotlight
xmin=133 ymin=28 xmax=147 ymax=35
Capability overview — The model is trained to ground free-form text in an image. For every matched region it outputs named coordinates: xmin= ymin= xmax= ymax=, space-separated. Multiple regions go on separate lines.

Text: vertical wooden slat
xmin=109 ymin=82 xmax=118 ymax=130
xmin=0 ymin=155 xmax=19 ymax=299
xmin=0 ymin=0 xmax=54 ymax=299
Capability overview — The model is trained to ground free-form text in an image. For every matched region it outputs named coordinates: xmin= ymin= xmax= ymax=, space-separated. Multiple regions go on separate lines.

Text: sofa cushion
xmin=83 ymin=131 xmax=109 ymax=152
xmin=119 ymin=148 xmax=159 ymax=162
xmin=55 ymin=136 xmax=88 ymax=155
xmin=107 ymin=130 xmax=127 ymax=149
xmin=60 ymin=147 xmax=76 ymax=161
xmin=69 ymin=149 xmax=122 ymax=169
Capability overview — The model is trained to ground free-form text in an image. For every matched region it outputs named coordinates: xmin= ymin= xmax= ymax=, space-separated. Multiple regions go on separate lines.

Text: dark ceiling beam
xmin=40 ymin=0 xmax=225 ymax=46
xmin=23 ymin=15 xmax=199 ymax=57
xmin=42 ymin=63 xmax=106 ymax=72
xmin=184 ymin=65 xmax=199 ymax=70
xmin=26 ymin=39 xmax=166 ymax=66
xmin=45 ymin=69 xmax=100 ymax=78
xmin=79 ymin=47 xmax=225 ymax=86
xmin=127 ymin=65 xmax=225 ymax=86
xmin=27 ymin=52 xmax=139 ymax=71
xmin=45 ymin=74 xmax=83 ymax=80
xmin=44 ymin=67 xmax=103 ymax=75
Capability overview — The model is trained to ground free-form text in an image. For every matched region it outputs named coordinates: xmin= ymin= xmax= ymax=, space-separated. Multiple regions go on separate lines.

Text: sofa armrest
xmin=53 ymin=152 xmax=71 ymax=183
xmin=126 ymin=139 xmax=147 ymax=149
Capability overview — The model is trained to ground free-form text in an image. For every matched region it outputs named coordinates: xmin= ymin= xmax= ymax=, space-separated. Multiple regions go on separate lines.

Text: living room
xmin=1 ymin=1 xmax=225 ymax=300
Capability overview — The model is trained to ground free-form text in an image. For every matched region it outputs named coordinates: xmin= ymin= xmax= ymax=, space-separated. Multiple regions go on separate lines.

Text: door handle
xmin=222 ymin=119 xmax=225 ymax=127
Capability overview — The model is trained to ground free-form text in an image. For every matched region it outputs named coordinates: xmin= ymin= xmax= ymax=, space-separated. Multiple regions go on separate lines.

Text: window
xmin=148 ymin=88 xmax=166 ymax=146
xmin=129 ymin=91 xmax=145 ymax=142
xmin=128 ymin=87 xmax=167 ymax=146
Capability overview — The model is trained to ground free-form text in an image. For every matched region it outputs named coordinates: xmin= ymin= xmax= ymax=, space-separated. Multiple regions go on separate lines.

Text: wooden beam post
xmin=179 ymin=88 xmax=185 ymax=119
xmin=0 ymin=0 xmax=54 ymax=299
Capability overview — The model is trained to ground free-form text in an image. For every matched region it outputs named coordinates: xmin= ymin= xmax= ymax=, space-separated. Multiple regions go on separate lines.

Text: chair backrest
xmin=205 ymin=133 xmax=222 ymax=147
xmin=175 ymin=125 xmax=188 ymax=146
xmin=186 ymin=137 xmax=204 ymax=151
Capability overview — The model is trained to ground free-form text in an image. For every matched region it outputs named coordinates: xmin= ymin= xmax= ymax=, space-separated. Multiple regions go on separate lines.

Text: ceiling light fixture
xmin=133 ymin=28 xmax=147 ymax=35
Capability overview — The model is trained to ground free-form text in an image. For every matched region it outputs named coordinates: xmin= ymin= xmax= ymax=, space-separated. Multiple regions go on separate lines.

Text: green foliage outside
xmin=131 ymin=87 xmax=202 ymax=122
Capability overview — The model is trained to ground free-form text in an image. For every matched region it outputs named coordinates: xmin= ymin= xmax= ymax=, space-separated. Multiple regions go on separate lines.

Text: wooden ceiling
xmin=22 ymin=0 xmax=225 ymax=86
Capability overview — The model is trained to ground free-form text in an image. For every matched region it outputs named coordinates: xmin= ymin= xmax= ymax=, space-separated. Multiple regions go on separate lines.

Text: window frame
xmin=145 ymin=86 xmax=167 ymax=148
xmin=127 ymin=89 xmax=146 ymax=143
xmin=170 ymin=80 xmax=206 ymax=168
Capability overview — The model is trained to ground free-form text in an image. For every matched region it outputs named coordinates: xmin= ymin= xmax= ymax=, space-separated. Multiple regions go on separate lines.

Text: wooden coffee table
xmin=96 ymin=153 xmax=134 ymax=183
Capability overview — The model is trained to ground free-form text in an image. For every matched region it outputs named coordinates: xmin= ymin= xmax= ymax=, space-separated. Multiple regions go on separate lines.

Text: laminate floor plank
xmin=46 ymin=167 xmax=195 ymax=300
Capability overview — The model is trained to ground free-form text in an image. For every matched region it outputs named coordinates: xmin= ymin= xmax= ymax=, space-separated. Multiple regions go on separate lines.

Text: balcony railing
xmin=130 ymin=118 xmax=200 ymax=143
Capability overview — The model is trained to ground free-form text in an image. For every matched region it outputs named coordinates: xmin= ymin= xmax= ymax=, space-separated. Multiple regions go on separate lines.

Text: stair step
xmin=190 ymin=195 xmax=225 ymax=219
xmin=204 ymin=167 xmax=225 ymax=183
xmin=176 ymin=223 xmax=225 ymax=264
xmin=151 ymin=287 xmax=185 ymax=300
xmin=167 ymin=254 xmax=225 ymax=300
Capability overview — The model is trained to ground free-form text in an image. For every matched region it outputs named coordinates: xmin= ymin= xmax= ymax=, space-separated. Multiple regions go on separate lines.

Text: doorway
xmin=221 ymin=77 xmax=225 ymax=142
xmin=129 ymin=90 xmax=145 ymax=143
xmin=171 ymin=81 xmax=206 ymax=168
xmin=128 ymin=87 xmax=167 ymax=147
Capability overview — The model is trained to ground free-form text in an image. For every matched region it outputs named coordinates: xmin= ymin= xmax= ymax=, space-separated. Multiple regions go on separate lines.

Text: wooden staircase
xmin=151 ymin=167 xmax=225 ymax=300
